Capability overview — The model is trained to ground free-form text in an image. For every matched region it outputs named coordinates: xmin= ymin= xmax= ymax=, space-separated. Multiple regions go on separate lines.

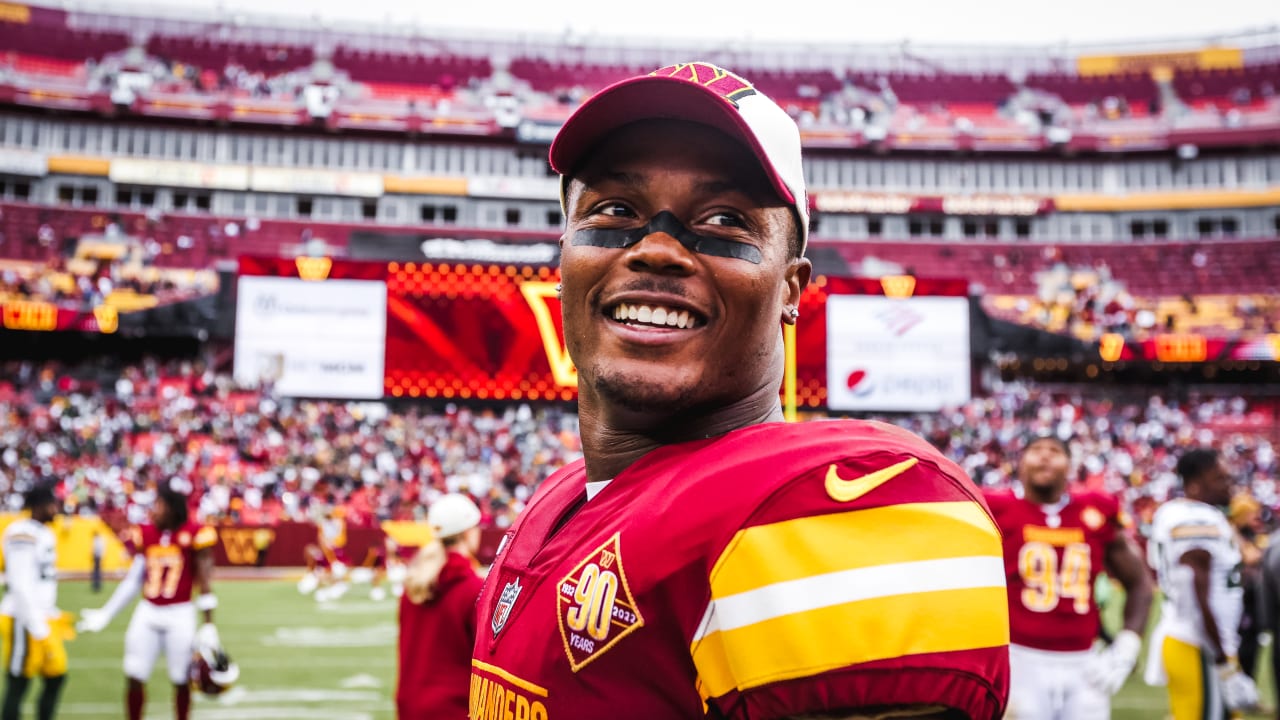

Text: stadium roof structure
xmin=54 ymin=0 xmax=1280 ymax=75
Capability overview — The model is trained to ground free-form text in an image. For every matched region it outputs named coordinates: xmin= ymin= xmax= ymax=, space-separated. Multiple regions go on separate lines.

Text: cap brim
xmin=549 ymin=75 xmax=796 ymax=206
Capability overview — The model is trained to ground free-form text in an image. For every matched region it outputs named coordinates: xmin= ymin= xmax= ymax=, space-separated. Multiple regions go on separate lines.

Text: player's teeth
xmin=611 ymin=303 xmax=699 ymax=328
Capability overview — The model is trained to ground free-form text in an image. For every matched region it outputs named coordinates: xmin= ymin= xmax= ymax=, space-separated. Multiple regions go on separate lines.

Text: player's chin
xmin=1025 ymin=476 xmax=1063 ymax=492
xmin=589 ymin=364 xmax=707 ymax=416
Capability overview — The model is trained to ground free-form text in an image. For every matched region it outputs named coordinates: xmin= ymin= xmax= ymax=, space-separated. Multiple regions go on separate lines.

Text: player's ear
xmin=781 ymin=257 xmax=810 ymax=325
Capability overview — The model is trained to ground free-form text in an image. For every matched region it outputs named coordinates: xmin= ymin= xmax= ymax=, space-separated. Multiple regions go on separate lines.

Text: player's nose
xmin=624 ymin=231 xmax=697 ymax=276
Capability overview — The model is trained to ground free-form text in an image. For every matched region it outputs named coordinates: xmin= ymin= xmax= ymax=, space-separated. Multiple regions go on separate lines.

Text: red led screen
xmin=238 ymin=256 xmax=968 ymax=406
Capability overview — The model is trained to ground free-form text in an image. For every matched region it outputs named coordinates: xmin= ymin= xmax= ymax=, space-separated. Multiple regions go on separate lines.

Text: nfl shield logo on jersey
xmin=492 ymin=578 xmax=522 ymax=637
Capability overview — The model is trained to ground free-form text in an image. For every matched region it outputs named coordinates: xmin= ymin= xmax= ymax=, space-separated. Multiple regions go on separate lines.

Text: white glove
xmin=1217 ymin=660 xmax=1260 ymax=710
xmin=196 ymin=622 xmax=221 ymax=653
xmin=1084 ymin=629 xmax=1142 ymax=695
xmin=76 ymin=608 xmax=110 ymax=634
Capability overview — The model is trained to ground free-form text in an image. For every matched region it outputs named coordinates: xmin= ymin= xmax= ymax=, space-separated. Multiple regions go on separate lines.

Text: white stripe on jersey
xmin=692 ymin=555 xmax=1005 ymax=641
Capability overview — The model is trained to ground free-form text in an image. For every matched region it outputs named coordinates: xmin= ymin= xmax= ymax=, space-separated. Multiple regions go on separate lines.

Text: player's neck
xmin=1024 ymin=485 xmax=1066 ymax=507
xmin=1182 ymin=491 xmax=1212 ymax=506
xmin=577 ymin=386 xmax=785 ymax=483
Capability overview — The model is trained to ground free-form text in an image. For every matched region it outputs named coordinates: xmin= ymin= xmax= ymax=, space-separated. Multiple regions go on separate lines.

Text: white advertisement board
xmin=826 ymin=295 xmax=971 ymax=412
xmin=0 ymin=147 xmax=47 ymax=177
xmin=109 ymin=159 xmax=249 ymax=190
xmin=250 ymin=167 xmax=383 ymax=197
xmin=234 ymin=276 xmax=387 ymax=399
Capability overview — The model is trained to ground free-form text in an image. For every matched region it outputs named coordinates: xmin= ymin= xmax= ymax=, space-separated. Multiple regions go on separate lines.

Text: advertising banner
xmin=826 ymin=294 xmax=972 ymax=412
xmin=812 ymin=190 xmax=1053 ymax=216
xmin=109 ymin=158 xmax=249 ymax=191
xmin=233 ymin=275 xmax=387 ymax=399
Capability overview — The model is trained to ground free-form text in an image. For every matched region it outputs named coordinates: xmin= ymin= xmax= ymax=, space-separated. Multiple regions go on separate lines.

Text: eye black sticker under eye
xmin=572 ymin=211 xmax=763 ymax=264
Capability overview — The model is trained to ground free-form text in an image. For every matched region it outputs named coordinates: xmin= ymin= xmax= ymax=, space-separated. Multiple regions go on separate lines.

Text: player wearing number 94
xmin=983 ymin=432 xmax=1153 ymax=720
xmin=78 ymin=479 xmax=234 ymax=720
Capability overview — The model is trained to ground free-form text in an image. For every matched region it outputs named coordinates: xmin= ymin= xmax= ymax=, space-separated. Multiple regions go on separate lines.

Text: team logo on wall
xmin=557 ymin=533 xmax=644 ymax=672
xmin=491 ymin=578 xmax=523 ymax=638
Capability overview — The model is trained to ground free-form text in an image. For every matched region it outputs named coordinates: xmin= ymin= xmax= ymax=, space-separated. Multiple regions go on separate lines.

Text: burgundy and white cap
xmin=549 ymin=62 xmax=809 ymax=254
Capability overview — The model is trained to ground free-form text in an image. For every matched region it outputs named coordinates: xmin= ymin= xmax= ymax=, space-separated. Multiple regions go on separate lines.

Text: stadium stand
xmin=0 ymin=357 xmax=1274 ymax=532
xmin=2 ymin=8 xmax=1278 ymax=147
xmin=0 ymin=356 xmax=581 ymax=532
xmin=0 ymin=2 xmax=1276 ymax=536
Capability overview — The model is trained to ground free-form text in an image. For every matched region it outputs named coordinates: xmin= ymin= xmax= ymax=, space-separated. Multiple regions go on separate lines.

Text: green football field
xmin=43 ymin=579 xmax=399 ymax=719
xmin=18 ymin=579 xmax=1277 ymax=719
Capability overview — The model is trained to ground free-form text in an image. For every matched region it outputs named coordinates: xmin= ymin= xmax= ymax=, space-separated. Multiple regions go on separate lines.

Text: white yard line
xmin=261 ymin=624 xmax=398 ymax=647
xmin=70 ymin=656 xmax=394 ymax=670
xmin=211 ymin=687 xmax=384 ymax=704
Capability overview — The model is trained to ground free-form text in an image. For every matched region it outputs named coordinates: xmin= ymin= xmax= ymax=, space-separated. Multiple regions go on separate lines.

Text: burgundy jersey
xmin=471 ymin=420 xmax=1010 ymax=720
xmin=983 ymin=488 xmax=1124 ymax=652
xmin=127 ymin=522 xmax=218 ymax=606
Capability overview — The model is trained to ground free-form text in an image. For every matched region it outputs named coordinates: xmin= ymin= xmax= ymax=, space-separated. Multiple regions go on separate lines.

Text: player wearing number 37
xmin=984 ymin=432 xmax=1153 ymax=719
xmin=78 ymin=479 xmax=234 ymax=720
xmin=469 ymin=62 xmax=1010 ymax=720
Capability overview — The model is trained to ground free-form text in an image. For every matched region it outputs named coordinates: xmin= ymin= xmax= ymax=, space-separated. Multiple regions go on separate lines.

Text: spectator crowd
xmin=0 ymin=357 xmax=580 ymax=533
xmin=0 ymin=357 xmax=1275 ymax=536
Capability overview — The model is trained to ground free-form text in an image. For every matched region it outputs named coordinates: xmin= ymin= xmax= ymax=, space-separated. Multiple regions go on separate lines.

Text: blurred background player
xmin=77 ymin=479 xmax=226 ymax=720
xmin=0 ymin=484 xmax=69 ymax=720
xmin=355 ymin=535 xmax=411 ymax=601
xmin=91 ymin=531 xmax=105 ymax=594
xmin=985 ymin=432 xmax=1153 ymax=719
xmin=1145 ymin=448 xmax=1259 ymax=719
xmin=396 ymin=493 xmax=484 ymax=720
xmin=1226 ymin=493 xmax=1267 ymax=679
xmin=1258 ymin=524 xmax=1280 ymax=719
xmin=298 ymin=505 xmax=351 ymax=602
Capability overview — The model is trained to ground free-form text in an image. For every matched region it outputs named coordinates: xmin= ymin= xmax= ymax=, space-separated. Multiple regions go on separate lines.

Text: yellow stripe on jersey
xmin=692 ymin=568 xmax=1007 ymax=699
xmin=692 ymin=500 xmax=1007 ymax=700
xmin=1022 ymin=526 xmax=1086 ymax=546
xmin=1170 ymin=525 xmax=1221 ymax=540
xmin=707 ymin=501 xmax=1000 ymax=598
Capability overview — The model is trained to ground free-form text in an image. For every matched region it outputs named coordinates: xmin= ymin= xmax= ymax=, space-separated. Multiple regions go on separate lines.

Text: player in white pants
xmin=1007 ymin=645 xmax=1110 ymax=720
xmin=122 ymin=600 xmax=198 ymax=687
xmin=79 ymin=481 xmax=223 ymax=720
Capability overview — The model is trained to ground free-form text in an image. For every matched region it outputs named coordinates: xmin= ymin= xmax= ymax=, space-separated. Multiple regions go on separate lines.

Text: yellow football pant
xmin=1163 ymin=635 xmax=1228 ymax=720
xmin=0 ymin=615 xmax=68 ymax=679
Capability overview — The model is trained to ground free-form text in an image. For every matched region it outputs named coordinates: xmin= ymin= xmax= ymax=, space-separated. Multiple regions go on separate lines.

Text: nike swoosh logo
xmin=825 ymin=457 xmax=920 ymax=503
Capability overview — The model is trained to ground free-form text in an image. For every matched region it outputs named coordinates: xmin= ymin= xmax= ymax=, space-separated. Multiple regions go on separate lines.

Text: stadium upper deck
xmin=0 ymin=1 xmax=1277 ymax=351
xmin=0 ymin=2 xmax=1278 ymax=151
